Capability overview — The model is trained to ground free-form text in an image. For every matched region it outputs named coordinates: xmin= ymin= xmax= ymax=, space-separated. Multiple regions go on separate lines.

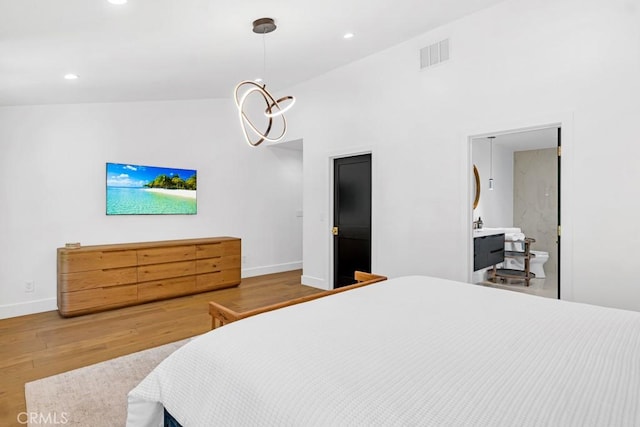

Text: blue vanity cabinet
xmin=473 ymin=233 xmax=505 ymax=271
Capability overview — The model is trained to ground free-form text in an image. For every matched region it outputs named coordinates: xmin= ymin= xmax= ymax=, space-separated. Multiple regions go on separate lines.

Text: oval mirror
xmin=473 ymin=165 xmax=481 ymax=209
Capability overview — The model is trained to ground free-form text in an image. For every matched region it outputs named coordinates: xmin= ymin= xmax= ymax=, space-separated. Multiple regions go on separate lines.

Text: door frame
xmin=328 ymin=147 xmax=376 ymax=290
xmin=465 ymin=112 xmax=574 ymax=301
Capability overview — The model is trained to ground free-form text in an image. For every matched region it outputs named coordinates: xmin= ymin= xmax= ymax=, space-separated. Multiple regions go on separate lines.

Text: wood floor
xmin=0 ymin=270 xmax=320 ymax=427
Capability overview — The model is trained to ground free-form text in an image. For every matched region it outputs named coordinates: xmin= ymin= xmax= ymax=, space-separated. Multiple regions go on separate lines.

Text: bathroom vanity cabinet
xmin=473 ymin=233 xmax=505 ymax=271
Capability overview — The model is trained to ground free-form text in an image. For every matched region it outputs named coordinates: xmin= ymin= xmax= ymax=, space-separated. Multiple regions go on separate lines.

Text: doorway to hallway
xmin=332 ymin=154 xmax=372 ymax=288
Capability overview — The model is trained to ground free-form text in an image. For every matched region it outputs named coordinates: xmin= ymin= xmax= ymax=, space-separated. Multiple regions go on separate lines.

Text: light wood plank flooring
xmin=0 ymin=270 xmax=320 ymax=427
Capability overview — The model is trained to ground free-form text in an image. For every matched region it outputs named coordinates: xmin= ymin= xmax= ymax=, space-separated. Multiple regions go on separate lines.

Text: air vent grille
xmin=420 ymin=38 xmax=450 ymax=69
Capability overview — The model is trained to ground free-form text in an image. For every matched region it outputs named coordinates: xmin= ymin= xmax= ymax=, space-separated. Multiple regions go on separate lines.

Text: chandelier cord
xmin=262 ymin=29 xmax=267 ymax=84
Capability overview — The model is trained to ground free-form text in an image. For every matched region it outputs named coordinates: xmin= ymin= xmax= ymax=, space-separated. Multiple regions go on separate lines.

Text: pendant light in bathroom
xmin=488 ymin=136 xmax=495 ymax=190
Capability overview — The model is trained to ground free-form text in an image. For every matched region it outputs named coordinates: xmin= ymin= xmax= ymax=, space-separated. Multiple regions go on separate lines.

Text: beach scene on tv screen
xmin=106 ymin=163 xmax=197 ymax=215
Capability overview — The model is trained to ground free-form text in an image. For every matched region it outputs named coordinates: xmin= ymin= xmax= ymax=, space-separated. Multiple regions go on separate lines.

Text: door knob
xmin=332 ymin=226 xmax=339 ymax=236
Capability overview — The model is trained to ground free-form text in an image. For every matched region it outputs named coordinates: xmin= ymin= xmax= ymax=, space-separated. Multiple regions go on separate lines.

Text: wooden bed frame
xmin=209 ymin=271 xmax=387 ymax=329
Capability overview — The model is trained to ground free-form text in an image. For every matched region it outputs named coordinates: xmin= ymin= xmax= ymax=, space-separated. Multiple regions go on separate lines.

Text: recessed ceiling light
xmin=108 ymin=0 xmax=128 ymax=5
xmin=64 ymin=74 xmax=79 ymax=80
xmin=343 ymin=32 xmax=355 ymax=39
xmin=254 ymin=78 xmax=263 ymax=83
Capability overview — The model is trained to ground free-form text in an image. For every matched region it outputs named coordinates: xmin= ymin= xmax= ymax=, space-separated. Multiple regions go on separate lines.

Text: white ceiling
xmin=474 ymin=127 xmax=560 ymax=152
xmin=0 ymin=0 xmax=507 ymax=106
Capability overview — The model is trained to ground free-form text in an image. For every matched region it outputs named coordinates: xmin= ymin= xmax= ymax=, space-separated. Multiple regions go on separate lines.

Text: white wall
xmin=0 ymin=99 xmax=303 ymax=319
xmin=291 ymin=0 xmax=640 ymax=311
xmin=472 ymin=139 xmax=513 ymax=228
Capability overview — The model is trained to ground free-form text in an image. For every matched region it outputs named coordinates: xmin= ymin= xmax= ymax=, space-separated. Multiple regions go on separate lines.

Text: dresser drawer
xmin=222 ymin=240 xmax=241 ymax=256
xmin=196 ymin=269 xmax=241 ymax=290
xmin=222 ymin=268 xmax=241 ymax=284
xmin=138 ymin=261 xmax=196 ymax=282
xmin=59 ymin=284 xmax=138 ymax=315
xmin=59 ymin=267 xmax=137 ymax=292
xmin=195 ymin=256 xmax=241 ymax=274
xmin=196 ymin=243 xmax=223 ymax=259
xmin=137 ymin=245 xmax=195 ymax=265
xmin=58 ymin=250 xmax=137 ymax=273
xmin=196 ymin=271 xmax=223 ymax=290
xmin=138 ymin=276 xmax=196 ymax=301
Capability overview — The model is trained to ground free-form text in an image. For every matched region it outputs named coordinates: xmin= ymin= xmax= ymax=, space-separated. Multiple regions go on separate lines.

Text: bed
xmin=127 ymin=275 xmax=640 ymax=426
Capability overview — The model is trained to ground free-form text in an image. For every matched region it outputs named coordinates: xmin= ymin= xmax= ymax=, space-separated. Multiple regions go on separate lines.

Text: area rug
xmin=25 ymin=338 xmax=191 ymax=427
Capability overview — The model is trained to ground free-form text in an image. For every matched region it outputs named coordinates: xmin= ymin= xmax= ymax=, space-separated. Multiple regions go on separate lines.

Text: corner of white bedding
xmin=126 ymin=394 xmax=164 ymax=427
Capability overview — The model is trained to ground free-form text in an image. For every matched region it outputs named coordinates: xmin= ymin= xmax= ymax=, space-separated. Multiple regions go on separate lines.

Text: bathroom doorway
xmin=470 ymin=126 xmax=560 ymax=299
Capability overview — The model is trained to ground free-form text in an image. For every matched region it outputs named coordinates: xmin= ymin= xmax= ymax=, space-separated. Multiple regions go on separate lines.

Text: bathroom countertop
xmin=473 ymin=227 xmax=524 ymax=238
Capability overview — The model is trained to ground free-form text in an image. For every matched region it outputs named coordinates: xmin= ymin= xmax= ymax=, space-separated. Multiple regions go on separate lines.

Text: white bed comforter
xmin=127 ymin=276 xmax=640 ymax=426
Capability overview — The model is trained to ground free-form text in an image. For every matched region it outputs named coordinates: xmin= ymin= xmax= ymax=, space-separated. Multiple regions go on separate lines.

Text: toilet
xmin=506 ymin=250 xmax=549 ymax=279
xmin=529 ymin=250 xmax=549 ymax=279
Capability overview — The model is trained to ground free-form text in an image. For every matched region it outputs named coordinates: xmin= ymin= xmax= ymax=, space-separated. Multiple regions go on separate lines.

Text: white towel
xmin=504 ymin=233 xmax=525 ymax=252
xmin=505 ymin=232 xmax=525 ymax=242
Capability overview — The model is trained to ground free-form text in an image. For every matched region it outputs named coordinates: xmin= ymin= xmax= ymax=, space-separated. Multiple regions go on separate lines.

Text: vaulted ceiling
xmin=0 ymin=0 xmax=507 ymax=106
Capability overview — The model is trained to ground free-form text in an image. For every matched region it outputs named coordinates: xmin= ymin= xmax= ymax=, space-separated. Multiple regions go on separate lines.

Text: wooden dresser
xmin=57 ymin=237 xmax=241 ymax=317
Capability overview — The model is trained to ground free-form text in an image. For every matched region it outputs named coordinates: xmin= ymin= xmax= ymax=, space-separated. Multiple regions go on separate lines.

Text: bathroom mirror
xmin=473 ymin=165 xmax=480 ymax=209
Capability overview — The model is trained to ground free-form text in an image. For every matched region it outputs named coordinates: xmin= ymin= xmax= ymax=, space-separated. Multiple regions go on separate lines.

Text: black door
xmin=333 ymin=154 xmax=372 ymax=288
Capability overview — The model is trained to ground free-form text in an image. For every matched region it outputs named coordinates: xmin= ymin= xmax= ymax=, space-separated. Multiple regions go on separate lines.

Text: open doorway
xmin=471 ymin=127 xmax=560 ymax=299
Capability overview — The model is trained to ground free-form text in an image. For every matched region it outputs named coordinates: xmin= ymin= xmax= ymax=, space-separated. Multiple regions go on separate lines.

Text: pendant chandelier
xmin=234 ymin=18 xmax=296 ymax=147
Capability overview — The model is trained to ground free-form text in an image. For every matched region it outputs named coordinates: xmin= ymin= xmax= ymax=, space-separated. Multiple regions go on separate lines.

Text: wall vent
xmin=420 ymin=38 xmax=450 ymax=69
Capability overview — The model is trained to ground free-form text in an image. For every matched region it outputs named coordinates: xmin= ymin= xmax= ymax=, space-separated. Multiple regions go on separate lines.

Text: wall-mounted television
xmin=106 ymin=162 xmax=197 ymax=215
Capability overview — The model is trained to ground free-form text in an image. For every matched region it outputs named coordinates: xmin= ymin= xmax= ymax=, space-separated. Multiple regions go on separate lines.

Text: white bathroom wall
xmin=0 ymin=99 xmax=303 ymax=319
xmin=472 ymin=139 xmax=513 ymax=228
xmin=289 ymin=0 xmax=640 ymax=311
xmin=514 ymin=148 xmax=558 ymax=278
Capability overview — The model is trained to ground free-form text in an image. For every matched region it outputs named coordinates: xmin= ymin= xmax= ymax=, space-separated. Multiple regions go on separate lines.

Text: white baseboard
xmin=301 ymin=275 xmax=328 ymax=290
xmin=242 ymin=261 xmax=302 ymax=278
xmin=0 ymin=264 xmax=303 ymax=320
xmin=0 ymin=297 xmax=57 ymax=320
